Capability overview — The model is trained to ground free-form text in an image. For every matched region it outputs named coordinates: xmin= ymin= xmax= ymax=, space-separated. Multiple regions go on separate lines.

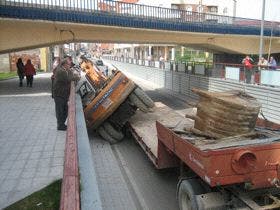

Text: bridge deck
xmin=1 ymin=0 xmax=279 ymax=37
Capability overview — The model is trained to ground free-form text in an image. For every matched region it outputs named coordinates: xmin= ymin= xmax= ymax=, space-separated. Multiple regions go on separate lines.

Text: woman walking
xmin=24 ymin=59 xmax=36 ymax=87
xmin=16 ymin=58 xmax=25 ymax=87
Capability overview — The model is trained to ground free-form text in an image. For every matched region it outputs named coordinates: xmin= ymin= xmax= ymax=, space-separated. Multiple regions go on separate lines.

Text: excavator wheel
xmin=103 ymin=122 xmax=124 ymax=141
xmin=128 ymin=93 xmax=149 ymax=113
xmin=97 ymin=126 xmax=119 ymax=144
xmin=133 ymin=87 xmax=154 ymax=108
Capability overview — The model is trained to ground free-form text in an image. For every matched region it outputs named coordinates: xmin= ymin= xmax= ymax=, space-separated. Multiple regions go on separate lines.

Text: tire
xmin=133 ymin=87 xmax=154 ymax=108
xmin=97 ymin=126 xmax=119 ymax=144
xmin=177 ymin=179 xmax=206 ymax=210
xmin=103 ymin=122 xmax=124 ymax=141
xmin=128 ymin=93 xmax=149 ymax=113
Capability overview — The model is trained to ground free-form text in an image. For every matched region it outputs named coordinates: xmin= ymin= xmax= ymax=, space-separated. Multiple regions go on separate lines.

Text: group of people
xmin=16 ymin=58 xmax=36 ymax=87
xmin=257 ymin=56 xmax=277 ymax=70
xmin=242 ymin=55 xmax=278 ymax=84
xmin=51 ymin=56 xmax=80 ymax=131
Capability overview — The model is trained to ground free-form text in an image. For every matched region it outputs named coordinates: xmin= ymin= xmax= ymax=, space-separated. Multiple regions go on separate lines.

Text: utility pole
xmin=259 ymin=0 xmax=265 ymax=59
xmin=233 ymin=0 xmax=237 ymax=18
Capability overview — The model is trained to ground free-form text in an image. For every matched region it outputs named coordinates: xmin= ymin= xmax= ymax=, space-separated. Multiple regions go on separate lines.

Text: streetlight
xmin=259 ymin=0 xmax=265 ymax=59
xmin=233 ymin=0 xmax=237 ymax=17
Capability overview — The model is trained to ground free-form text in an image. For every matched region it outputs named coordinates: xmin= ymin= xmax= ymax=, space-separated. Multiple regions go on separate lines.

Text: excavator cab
xmin=79 ymin=57 xmax=107 ymax=89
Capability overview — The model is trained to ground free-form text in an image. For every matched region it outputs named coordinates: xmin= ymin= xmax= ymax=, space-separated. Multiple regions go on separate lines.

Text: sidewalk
xmin=0 ymin=73 xmax=65 ymax=209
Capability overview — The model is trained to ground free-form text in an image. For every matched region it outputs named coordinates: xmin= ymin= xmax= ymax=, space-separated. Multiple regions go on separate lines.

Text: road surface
xmin=89 ymin=62 xmax=191 ymax=210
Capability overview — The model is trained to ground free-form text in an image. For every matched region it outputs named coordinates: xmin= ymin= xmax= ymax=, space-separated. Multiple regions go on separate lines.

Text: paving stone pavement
xmin=0 ymin=73 xmax=65 ymax=209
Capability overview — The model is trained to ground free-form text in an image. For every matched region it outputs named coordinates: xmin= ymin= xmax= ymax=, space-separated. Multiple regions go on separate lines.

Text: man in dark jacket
xmin=16 ymin=58 xmax=25 ymax=87
xmin=53 ymin=58 xmax=79 ymax=130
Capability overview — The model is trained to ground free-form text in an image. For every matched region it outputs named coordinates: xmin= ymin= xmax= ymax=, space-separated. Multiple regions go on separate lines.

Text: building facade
xmin=111 ymin=0 xmax=230 ymax=62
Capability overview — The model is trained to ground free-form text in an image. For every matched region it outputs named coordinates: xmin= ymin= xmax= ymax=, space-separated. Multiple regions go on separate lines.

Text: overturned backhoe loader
xmin=77 ymin=57 xmax=154 ymax=143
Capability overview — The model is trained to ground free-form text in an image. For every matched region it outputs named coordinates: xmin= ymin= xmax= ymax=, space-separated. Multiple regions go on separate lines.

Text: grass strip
xmin=0 ymin=72 xmax=17 ymax=80
xmin=5 ymin=179 xmax=62 ymax=210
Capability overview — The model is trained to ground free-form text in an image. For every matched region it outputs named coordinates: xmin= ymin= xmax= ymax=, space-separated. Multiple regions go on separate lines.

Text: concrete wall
xmin=10 ymin=49 xmax=41 ymax=71
xmin=0 ymin=48 xmax=50 ymax=73
xmin=0 ymin=54 xmax=10 ymax=73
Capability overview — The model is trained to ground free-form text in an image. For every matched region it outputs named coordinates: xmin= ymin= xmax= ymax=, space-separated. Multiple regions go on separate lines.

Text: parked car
xmin=95 ymin=59 xmax=104 ymax=66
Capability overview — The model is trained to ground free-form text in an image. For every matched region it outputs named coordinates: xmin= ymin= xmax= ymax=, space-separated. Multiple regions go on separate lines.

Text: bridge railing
xmin=1 ymin=0 xmax=279 ymax=31
xmin=213 ymin=63 xmax=280 ymax=87
xmin=103 ymin=55 xmax=280 ymax=87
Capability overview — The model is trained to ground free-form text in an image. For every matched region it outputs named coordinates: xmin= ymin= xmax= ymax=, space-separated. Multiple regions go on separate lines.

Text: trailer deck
xmin=129 ymin=102 xmax=193 ymax=156
xmin=129 ymin=102 xmax=194 ymax=168
xmin=129 ymin=102 xmax=280 ymax=189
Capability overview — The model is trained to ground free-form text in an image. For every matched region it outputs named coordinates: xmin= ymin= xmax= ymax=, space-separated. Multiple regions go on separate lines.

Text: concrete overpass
xmin=1 ymin=0 xmax=280 ymax=54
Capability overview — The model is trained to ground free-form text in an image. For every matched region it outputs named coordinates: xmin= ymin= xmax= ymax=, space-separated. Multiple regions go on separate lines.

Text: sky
xmin=235 ymin=0 xmax=280 ymax=21
xmin=137 ymin=0 xmax=280 ymax=22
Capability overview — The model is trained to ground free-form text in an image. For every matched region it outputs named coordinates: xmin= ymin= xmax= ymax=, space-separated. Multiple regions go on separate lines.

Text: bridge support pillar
xmin=171 ymin=48 xmax=175 ymax=61
xmin=0 ymin=54 xmax=11 ymax=73
xmin=40 ymin=48 xmax=49 ymax=72
xmin=164 ymin=47 xmax=169 ymax=61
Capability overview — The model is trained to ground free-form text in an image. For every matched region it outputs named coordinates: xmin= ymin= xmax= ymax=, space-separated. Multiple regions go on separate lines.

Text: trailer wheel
xmin=97 ymin=126 xmax=119 ymax=144
xmin=178 ymin=179 xmax=205 ymax=210
xmin=103 ymin=122 xmax=124 ymax=141
xmin=133 ymin=87 xmax=154 ymax=108
xmin=128 ymin=93 xmax=149 ymax=113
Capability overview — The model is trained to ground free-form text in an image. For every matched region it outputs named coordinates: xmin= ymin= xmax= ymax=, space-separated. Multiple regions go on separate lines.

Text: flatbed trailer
xmin=129 ymin=102 xmax=280 ymax=210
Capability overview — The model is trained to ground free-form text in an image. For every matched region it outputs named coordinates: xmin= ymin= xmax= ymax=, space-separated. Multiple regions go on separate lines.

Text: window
xmin=209 ymin=6 xmax=218 ymax=13
xmin=197 ymin=5 xmax=203 ymax=13
xmin=186 ymin=6 xmax=192 ymax=12
xmin=171 ymin=4 xmax=179 ymax=10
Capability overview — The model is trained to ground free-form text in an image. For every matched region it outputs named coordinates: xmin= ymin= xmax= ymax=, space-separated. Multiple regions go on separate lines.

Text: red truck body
xmin=156 ymin=119 xmax=280 ymax=190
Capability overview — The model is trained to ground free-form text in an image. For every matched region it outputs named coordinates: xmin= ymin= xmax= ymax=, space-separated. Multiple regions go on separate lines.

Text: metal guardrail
xmin=214 ymin=63 xmax=280 ymax=86
xmin=1 ymin=0 xmax=280 ymax=36
xmin=104 ymin=58 xmax=280 ymax=124
xmin=104 ymin=55 xmax=280 ymax=87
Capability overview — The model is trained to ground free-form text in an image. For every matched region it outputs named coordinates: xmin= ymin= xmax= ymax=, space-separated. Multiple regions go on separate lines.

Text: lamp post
xmin=233 ymin=0 xmax=237 ymax=18
xmin=259 ymin=0 xmax=266 ymax=59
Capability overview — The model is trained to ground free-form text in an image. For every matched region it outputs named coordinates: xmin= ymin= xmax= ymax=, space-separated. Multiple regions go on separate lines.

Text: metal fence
xmin=104 ymin=55 xmax=280 ymax=87
xmin=105 ymin=59 xmax=280 ymax=124
xmin=1 ymin=0 xmax=280 ymax=36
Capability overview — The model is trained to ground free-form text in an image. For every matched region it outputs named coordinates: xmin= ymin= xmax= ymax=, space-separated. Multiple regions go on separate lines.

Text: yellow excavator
xmin=77 ymin=57 xmax=154 ymax=144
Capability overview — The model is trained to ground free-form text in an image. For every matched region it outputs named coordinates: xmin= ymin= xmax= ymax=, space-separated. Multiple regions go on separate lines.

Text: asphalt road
xmin=89 ymin=62 xmax=191 ymax=210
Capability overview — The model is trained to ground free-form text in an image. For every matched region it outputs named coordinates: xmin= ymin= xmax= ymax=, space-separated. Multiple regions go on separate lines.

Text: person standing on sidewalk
xmin=24 ymin=59 xmax=36 ymax=87
xmin=16 ymin=58 xmax=25 ymax=87
xmin=53 ymin=58 xmax=79 ymax=130
xmin=51 ymin=57 xmax=61 ymax=98
xmin=242 ymin=55 xmax=254 ymax=84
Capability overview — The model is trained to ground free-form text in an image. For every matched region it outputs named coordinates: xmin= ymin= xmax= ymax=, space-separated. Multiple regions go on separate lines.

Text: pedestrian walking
xmin=16 ymin=58 xmax=25 ymax=87
xmin=24 ymin=59 xmax=36 ymax=87
xmin=242 ymin=55 xmax=254 ymax=84
xmin=268 ymin=56 xmax=277 ymax=70
xmin=53 ymin=58 xmax=79 ymax=130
